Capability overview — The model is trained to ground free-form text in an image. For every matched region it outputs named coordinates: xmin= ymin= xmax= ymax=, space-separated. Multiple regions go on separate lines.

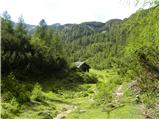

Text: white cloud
xmin=0 ymin=0 xmax=139 ymax=25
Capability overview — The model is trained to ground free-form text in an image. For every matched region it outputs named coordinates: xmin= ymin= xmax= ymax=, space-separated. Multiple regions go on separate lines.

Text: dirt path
xmin=113 ymin=85 xmax=123 ymax=103
xmin=54 ymin=87 xmax=97 ymax=119
xmin=54 ymin=109 xmax=72 ymax=119
xmin=54 ymin=105 xmax=77 ymax=119
xmin=54 ymin=69 xmax=115 ymax=119
xmin=140 ymin=104 xmax=152 ymax=118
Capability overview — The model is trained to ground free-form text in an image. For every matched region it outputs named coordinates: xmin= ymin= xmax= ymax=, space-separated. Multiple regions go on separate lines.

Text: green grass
xmin=2 ymin=70 xmax=98 ymax=119
xmin=67 ymin=104 xmax=144 ymax=119
xmin=66 ymin=92 xmax=110 ymax=119
xmin=109 ymin=104 xmax=144 ymax=118
xmin=1 ymin=69 xmax=146 ymax=119
xmin=65 ymin=69 xmax=145 ymax=119
xmin=67 ymin=107 xmax=109 ymax=118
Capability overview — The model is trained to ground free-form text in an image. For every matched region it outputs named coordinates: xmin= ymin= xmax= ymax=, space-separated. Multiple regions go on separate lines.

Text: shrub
xmin=30 ymin=83 xmax=45 ymax=102
xmin=95 ymin=82 xmax=114 ymax=105
xmin=79 ymin=72 xmax=98 ymax=84
xmin=1 ymin=73 xmax=30 ymax=103
xmin=1 ymin=97 xmax=20 ymax=118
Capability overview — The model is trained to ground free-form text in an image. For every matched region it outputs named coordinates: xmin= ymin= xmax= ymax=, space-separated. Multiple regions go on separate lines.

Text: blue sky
xmin=0 ymin=0 xmax=140 ymax=25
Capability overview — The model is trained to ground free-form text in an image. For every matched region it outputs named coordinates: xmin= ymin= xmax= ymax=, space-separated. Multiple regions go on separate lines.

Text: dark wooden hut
xmin=75 ymin=62 xmax=90 ymax=72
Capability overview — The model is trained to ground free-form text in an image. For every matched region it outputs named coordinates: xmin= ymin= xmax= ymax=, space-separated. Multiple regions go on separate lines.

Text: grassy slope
xmin=4 ymin=71 xmax=97 ymax=119
xmin=2 ymin=69 xmax=145 ymax=119
xmin=1 ymin=6 xmax=158 ymax=119
xmin=66 ymin=69 xmax=145 ymax=119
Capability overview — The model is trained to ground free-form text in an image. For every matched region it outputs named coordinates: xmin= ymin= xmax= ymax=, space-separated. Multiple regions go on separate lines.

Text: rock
xmin=79 ymin=110 xmax=86 ymax=113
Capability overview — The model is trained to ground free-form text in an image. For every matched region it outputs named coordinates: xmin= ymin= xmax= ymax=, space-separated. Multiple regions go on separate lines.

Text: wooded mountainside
xmin=1 ymin=5 xmax=159 ymax=119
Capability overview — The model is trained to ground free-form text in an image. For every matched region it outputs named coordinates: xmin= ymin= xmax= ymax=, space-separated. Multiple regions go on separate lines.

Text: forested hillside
xmin=58 ymin=7 xmax=158 ymax=70
xmin=1 ymin=5 xmax=159 ymax=119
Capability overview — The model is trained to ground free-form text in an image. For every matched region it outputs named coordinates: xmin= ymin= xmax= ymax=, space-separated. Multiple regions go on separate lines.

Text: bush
xmin=79 ymin=72 xmax=98 ymax=83
xmin=1 ymin=73 xmax=30 ymax=103
xmin=1 ymin=97 xmax=20 ymax=118
xmin=30 ymin=83 xmax=45 ymax=102
xmin=95 ymin=81 xmax=114 ymax=105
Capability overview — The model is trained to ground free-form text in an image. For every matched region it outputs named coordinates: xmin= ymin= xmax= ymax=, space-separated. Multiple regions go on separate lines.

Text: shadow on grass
xmin=37 ymin=70 xmax=98 ymax=92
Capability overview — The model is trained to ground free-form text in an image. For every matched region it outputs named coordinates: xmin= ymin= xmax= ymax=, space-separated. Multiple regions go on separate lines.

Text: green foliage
xmin=1 ymin=5 xmax=159 ymax=119
xmin=1 ymin=98 xmax=20 ymax=118
xmin=62 ymin=6 xmax=158 ymax=72
xmin=78 ymin=72 xmax=98 ymax=83
xmin=30 ymin=83 xmax=45 ymax=102
xmin=141 ymin=93 xmax=159 ymax=118
xmin=1 ymin=12 xmax=69 ymax=76
xmin=28 ymin=20 xmax=68 ymax=75
xmin=2 ymin=73 xmax=30 ymax=103
xmin=95 ymin=74 xmax=121 ymax=106
xmin=109 ymin=104 xmax=144 ymax=118
xmin=1 ymin=73 xmax=31 ymax=118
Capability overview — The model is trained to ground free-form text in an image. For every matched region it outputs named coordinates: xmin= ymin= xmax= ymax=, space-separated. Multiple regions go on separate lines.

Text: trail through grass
xmin=3 ymin=69 xmax=145 ymax=119
xmin=65 ymin=69 xmax=145 ymax=119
